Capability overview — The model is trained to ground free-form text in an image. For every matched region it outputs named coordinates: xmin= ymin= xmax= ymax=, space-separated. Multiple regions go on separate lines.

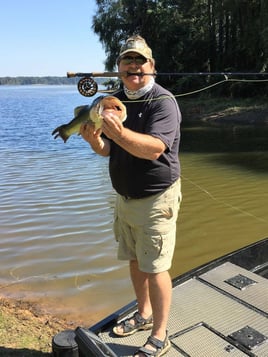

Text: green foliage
xmin=92 ymin=0 xmax=268 ymax=97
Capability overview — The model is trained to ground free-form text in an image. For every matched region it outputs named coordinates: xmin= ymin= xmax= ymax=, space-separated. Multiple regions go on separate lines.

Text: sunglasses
xmin=120 ymin=56 xmax=149 ymax=65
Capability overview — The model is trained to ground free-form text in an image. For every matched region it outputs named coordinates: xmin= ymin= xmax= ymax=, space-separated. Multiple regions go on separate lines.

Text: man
xmin=80 ymin=35 xmax=182 ymax=357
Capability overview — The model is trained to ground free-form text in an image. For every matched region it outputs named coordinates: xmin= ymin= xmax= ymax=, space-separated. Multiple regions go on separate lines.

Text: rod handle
xmin=67 ymin=71 xmax=122 ymax=78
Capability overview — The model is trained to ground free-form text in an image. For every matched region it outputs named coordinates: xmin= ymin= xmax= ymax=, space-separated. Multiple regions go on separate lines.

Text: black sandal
xmin=113 ymin=311 xmax=153 ymax=337
xmin=134 ymin=332 xmax=171 ymax=356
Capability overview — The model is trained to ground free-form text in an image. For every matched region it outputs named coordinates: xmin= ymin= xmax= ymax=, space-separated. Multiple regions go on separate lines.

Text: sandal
xmin=133 ymin=332 xmax=171 ymax=356
xmin=112 ymin=311 xmax=153 ymax=337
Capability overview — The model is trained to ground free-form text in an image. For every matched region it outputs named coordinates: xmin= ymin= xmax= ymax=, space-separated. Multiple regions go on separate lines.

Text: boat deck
xmin=70 ymin=239 xmax=268 ymax=356
xmin=92 ymin=261 xmax=268 ymax=356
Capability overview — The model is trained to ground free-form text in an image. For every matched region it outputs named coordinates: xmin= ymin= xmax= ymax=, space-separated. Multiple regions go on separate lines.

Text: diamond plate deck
xmin=99 ymin=263 xmax=268 ymax=356
xmin=172 ymin=324 xmax=248 ymax=356
xmin=199 ymin=262 xmax=268 ymax=314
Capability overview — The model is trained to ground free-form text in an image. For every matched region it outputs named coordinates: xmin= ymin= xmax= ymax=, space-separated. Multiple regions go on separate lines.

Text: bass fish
xmin=52 ymin=95 xmax=127 ymax=143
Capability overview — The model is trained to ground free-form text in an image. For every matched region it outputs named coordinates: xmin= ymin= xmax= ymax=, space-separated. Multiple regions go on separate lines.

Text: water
xmin=0 ymin=86 xmax=267 ymax=326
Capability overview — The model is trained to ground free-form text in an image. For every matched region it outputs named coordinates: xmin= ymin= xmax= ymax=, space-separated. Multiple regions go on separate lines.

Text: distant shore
xmin=0 ymin=76 xmax=78 ymax=86
xmin=0 ymin=76 xmax=105 ymax=86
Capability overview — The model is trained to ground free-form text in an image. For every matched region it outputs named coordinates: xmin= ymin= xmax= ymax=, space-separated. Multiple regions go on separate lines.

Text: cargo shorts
xmin=113 ymin=178 xmax=182 ymax=273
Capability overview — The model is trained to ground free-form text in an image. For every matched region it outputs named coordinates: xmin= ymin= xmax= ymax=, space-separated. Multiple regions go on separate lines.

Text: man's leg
xmin=130 ymin=259 xmax=171 ymax=339
xmin=113 ymin=260 xmax=152 ymax=335
xmin=131 ymin=261 xmax=172 ymax=356
xmin=129 ymin=260 xmax=152 ymax=318
xmin=148 ymin=270 xmax=172 ymax=340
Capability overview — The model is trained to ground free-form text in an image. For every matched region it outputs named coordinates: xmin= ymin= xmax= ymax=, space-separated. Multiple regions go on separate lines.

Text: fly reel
xmin=77 ymin=77 xmax=98 ymax=97
xmin=67 ymin=71 xmax=124 ymax=97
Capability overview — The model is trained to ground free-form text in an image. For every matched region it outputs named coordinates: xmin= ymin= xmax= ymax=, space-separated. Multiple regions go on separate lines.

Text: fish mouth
xmin=100 ymin=97 xmax=126 ymax=115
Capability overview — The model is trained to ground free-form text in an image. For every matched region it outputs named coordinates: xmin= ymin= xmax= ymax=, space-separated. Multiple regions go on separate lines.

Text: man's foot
xmin=133 ymin=332 xmax=171 ymax=356
xmin=113 ymin=311 xmax=153 ymax=337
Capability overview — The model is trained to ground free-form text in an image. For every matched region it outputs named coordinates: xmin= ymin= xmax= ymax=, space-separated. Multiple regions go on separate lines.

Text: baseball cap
xmin=117 ymin=35 xmax=153 ymax=63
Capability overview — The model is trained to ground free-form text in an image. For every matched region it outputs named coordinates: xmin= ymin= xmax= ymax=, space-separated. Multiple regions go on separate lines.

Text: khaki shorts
xmin=113 ymin=178 xmax=182 ymax=273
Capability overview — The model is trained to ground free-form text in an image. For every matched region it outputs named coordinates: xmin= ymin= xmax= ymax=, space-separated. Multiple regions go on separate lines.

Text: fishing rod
xmin=67 ymin=71 xmax=268 ymax=97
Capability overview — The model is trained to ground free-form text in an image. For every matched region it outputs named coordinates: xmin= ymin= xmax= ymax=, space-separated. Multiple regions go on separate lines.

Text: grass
xmin=0 ymin=298 xmax=74 ymax=356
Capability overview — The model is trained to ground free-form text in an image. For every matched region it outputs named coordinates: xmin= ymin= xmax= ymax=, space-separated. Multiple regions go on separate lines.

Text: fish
xmin=52 ymin=95 xmax=127 ymax=143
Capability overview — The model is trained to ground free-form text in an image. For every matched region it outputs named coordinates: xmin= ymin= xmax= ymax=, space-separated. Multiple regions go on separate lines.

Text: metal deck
xmin=98 ymin=262 xmax=268 ymax=356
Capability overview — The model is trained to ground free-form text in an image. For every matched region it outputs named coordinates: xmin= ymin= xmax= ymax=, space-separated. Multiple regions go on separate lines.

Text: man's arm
xmin=101 ymin=111 xmax=166 ymax=160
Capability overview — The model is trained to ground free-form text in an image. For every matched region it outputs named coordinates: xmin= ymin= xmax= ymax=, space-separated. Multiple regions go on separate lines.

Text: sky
xmin=0 ymin=0 xmax=106 ymax=77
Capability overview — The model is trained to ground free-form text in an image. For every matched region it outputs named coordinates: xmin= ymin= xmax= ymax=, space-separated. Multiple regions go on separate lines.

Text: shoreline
xmin=181 ymin=106 xmax=268 ymax=126
xmin=179 ymin=96 xmax=268 ymax=125
xmin=0 ymin=296 xmax=78 ymax=355
xmin=201 ymin=108 xmax=268 ymax=125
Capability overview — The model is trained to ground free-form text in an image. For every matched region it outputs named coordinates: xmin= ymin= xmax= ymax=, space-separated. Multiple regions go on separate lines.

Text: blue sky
xmin=0 ymin=0 xmax=106 ymax=77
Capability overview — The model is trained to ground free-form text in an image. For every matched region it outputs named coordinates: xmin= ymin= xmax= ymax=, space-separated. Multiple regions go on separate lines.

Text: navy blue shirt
xmin=109 ymin=83 xmax=181 ymax=198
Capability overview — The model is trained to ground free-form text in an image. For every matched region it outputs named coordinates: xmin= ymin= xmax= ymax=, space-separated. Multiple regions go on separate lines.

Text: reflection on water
xmin=182 ymin=122 xmax=268 ymax=155
xmin=0 ymin=86 xmax=267 ymax=326
xmin=172 ymin=119 xmax=268 ymax=277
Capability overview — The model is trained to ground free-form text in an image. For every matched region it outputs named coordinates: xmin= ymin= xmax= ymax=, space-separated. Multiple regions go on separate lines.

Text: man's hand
xmin=101 ymin=109 xmax=124 ymax=140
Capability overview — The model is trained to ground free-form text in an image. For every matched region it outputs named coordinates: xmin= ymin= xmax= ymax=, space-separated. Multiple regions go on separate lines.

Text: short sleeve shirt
xmin=109 ymin=83 xmax=181 ymax=198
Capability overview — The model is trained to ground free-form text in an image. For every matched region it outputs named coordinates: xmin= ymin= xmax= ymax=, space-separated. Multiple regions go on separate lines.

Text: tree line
xmin=0 ymin=77 xmax=78 ymax=86
xmin=92 ymin=0 xmax=268 ymax=97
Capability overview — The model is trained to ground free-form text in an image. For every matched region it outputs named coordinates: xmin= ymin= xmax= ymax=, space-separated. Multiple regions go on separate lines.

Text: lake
xmin=0 ymin=85 xmax=267 ymax=326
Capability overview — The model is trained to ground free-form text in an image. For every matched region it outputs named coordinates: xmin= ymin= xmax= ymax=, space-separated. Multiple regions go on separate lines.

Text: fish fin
xmin=51 ymin=125 xmax=69 ymax=143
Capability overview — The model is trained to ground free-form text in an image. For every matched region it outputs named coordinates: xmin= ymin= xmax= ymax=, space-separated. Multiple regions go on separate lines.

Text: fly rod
xmin=67 ymin=71 xmax=268 ymax=97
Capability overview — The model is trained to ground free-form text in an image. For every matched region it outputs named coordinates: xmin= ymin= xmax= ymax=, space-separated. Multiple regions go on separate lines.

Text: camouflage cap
xmin=117 ymin=35 xmax=153 ymax=63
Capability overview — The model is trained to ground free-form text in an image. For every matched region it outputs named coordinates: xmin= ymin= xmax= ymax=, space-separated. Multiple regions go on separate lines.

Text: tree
xmin=92 ymin=0 xmax=268 ymax=95
xmin=260 ymin=0 xmax=268 ymax=71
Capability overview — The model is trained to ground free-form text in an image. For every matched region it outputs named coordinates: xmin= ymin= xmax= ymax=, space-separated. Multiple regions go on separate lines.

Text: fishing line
xmin=0 ymin=269 xmax=51 ymax=290
xmin=120 ymin=77 xmax=268 ymax=103
xmin=74 ymin=274 xmax=82 ymax=290
xmin=74 ymin=273 xmax=98 ymax=291
xmin=119 ymin=80 xmax=229 ymax=104
xmin=182 ymin=174 xmax=267 ymax=223
xmin=67 ymin=71 xmax=268 ymax=99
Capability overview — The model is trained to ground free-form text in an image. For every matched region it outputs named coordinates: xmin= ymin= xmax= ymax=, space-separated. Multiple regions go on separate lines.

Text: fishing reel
xmin=77 ymin=77 xmax=98 ymax=97
xmin=67 ymin=71 xmax=123 ymax=97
